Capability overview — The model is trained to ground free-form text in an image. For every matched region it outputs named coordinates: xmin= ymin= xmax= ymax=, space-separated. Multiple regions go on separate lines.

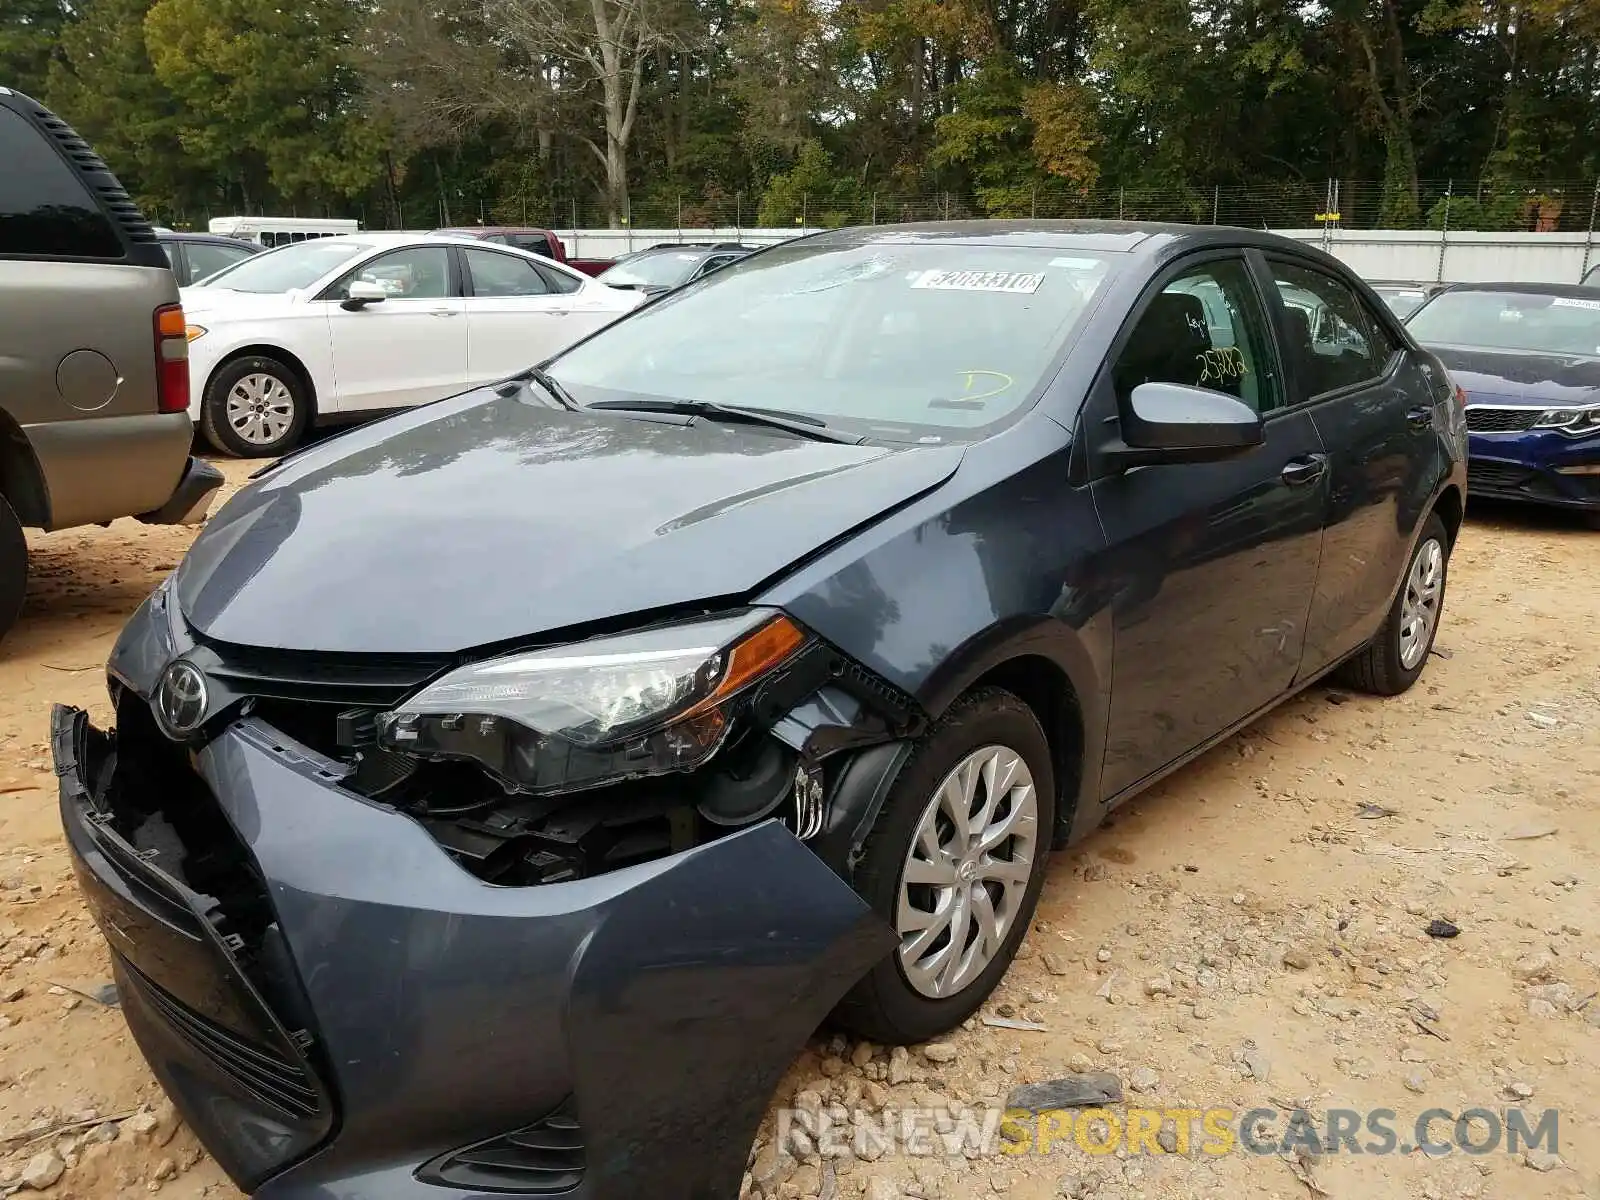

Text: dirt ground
xmin=1 ymin=463 xmax=1596 ymax=1200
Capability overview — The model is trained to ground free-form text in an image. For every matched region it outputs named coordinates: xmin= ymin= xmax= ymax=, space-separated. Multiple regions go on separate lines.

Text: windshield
xmin=596 ymin=250 xmax=706 ymax=289
xmin=1407 ymin=290 xmax=1600 ymax=357
xmin=1376 ymin=288 xmax=1428 ymax=320
xmin=552 ymin=242 xmax=1115 ymax=439
xmin=192 ymin=238 xmax=370 ymax=293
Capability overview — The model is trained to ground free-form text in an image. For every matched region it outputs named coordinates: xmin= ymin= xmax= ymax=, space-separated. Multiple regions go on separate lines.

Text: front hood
xmin=178 ymin=286 xmax=298 ymax=320
xmin=175 ymin=391 xmax=964 ymax=653
xmin=1429 ymin=345 xmax=1600 ymax=407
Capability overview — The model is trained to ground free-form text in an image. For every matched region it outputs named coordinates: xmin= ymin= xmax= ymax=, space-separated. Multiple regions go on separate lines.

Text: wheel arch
xmin=0 ymin=409 xmax=51 ymax=527
xmin=205 ymin=345 xmax=320 ymax=421
xmin=914 ymin=617 xmax=1102 ymax=849
xmin=1432 ymin=482 xmax=1464 ymax=548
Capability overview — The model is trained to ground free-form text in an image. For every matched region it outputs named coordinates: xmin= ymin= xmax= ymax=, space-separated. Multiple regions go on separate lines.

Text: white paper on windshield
xmin=1552 ymin=296 xmax=1600 ymax=311
xmin=911 ymin=269 xmax=1044 ymax=294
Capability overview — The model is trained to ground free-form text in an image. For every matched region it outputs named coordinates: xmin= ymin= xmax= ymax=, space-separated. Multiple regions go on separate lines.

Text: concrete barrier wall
xmin=557 ymin=225 xmax=1600 ymax=284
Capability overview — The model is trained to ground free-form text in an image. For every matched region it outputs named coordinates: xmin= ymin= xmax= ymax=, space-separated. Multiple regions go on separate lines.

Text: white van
xmin=208 ymin=216 xmax=359 ymax=248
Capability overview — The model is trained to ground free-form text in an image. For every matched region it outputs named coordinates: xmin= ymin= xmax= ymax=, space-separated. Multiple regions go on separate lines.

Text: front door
xmin=1088 ymin=253 xmax=1329 ymax=799
xmin=324 ymin=244 xmax=468 ymax=412
xmin=1260 ymin=255 xmax=1446 ymax=676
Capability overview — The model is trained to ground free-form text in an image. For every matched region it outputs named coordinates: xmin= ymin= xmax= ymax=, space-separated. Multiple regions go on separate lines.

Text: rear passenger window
xmin=1269 ymin=263 xmax=1383 ymax=395
xmin=465 ymin=249 xmax=549 ymax=297
xmin=533 ymin=263 xmax=581 ymax=295
xmin=1113 ymin=258 xmax=1281 ymax=414
xmin=0 ymin=107 xmax=122 ymax=258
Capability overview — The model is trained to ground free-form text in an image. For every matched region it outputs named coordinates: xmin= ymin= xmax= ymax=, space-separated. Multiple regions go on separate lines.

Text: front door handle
xmin=1405 ymin=405 xmax=1433 ymax=430
xmin=1281 ymin=454 xmax=1328 ymax=487
xmin=428 ymin=306 xmax=457 ymax=317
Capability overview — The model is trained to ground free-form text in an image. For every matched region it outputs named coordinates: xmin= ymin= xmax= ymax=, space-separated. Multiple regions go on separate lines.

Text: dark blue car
xmin=1406 ymin=282 xmax=1600 ymax=526
xmin=53 ymin=221 xmax=1466 ymax=1200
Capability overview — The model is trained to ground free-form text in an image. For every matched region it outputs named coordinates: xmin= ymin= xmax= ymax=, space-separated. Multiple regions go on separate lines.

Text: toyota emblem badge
xmin=156 ymin=659 xmax=209 ymax=736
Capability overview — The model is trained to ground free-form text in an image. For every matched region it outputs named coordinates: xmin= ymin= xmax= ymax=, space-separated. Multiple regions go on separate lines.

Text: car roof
xmin=799 ymin=219 xmax=1327 ymax=259
xmin=433 ymin=226 xmax=556 ymax=236
xmin=1433 ymin=281 xmax=1600 ymax=297
xmin=159 ymin=231 xmax=260 ymax=246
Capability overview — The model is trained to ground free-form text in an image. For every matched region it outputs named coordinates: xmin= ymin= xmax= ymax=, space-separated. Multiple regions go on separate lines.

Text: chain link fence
xmin=152 ymin=178 xmax=1600 ymax=237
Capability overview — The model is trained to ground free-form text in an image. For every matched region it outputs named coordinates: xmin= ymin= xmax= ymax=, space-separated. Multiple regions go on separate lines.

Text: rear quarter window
xmin=0 ymin=106 xmax=122 ymax=259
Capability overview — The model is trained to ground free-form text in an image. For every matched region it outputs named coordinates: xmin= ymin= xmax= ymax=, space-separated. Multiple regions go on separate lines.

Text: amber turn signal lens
xmin=683 ymin=615 xmax=806 ymax=717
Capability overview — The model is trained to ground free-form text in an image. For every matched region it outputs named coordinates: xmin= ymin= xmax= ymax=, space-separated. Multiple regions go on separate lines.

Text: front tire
xmin=0 ymin=494 xmax=27 ymax=645
xmin=200 ymin=355 xmax=310 ymax=458
xmin=833 ymin=688 xmax=1055 ymax=1045
xmin=1336 ymin=512 xmax=1450 ymax=696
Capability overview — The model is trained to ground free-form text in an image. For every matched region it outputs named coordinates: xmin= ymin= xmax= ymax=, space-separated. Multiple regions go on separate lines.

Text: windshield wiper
xmin=586 ymin=398 xmax=863 ymax=444
xmin=498 ymin=365 xmax=579 ymax=410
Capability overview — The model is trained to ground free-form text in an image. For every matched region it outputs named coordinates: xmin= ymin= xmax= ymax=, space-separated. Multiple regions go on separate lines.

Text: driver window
xmin=1113 ymin=258 xmax=1279 ymax=414
xmin=331 ymin=246 xmax=451 ymax=301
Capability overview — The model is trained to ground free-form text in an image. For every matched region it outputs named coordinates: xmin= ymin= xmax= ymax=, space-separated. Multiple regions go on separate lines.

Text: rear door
xmin=1257 ymin=254 xmax=1443 ymax=677
xmin=1089 ymin=252 xmax=1329 ymax=798
xmin=461 ymin=247 xmax=577 ymax=384
xmin=321 ymin=243 xmax=467 ymax=412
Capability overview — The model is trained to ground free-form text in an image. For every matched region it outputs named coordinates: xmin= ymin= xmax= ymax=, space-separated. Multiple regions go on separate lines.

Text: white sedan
xmin=180 ymin=233 xmax=646 ymax=456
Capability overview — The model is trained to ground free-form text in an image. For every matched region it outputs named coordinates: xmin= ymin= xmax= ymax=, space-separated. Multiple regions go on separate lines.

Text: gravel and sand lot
xmin=1 ymin=465 xmax=1595 ymax=1199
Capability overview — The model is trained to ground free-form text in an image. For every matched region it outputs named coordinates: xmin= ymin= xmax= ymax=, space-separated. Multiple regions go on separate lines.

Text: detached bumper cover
xmin=137 ymin=456 xmax=225 ymax=525
xmin=55 ymin=703 xmax=896 ymax=1199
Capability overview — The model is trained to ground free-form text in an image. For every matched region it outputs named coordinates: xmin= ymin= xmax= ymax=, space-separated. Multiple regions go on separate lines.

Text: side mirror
xmin=341 ymin=280 xmax=388 ymax=311
xmin=1105 ymin=382 xmax=1264 ymax=470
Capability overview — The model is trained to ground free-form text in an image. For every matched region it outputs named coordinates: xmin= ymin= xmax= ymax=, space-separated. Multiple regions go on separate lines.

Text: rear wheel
xmin=833 ymin=688 xmax=1055 ymax=1045
xmin=1335 ymin=512 xmax=1450 ymax=696
xmin=201 ymin=355 xmax=309 ymax=458
xmin=0 ymin=494 xmax=27 ymax=645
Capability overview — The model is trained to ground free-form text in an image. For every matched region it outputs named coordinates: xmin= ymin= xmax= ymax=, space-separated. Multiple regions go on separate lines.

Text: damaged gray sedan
xmin=55 ymin=221 xmax=1464 ymax=1198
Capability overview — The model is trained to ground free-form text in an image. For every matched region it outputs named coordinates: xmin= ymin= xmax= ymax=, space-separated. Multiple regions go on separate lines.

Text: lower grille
xmin=1469 ymin=462 xmax=1533 ymax=490
xmin=124 ymin=957 xmax=323 ymax=1120
xmin=1466 ymin=406 xmax=1540 ymax=433
xmin=419 ymin=1106 xmax=585 ymax=1194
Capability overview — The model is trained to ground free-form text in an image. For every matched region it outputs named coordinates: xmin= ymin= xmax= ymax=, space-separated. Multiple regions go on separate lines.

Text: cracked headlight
xmin=1533 ymin=406 xmax=1600 ymax=433
xmin=377 ymin=610 xmax=808 ymax=794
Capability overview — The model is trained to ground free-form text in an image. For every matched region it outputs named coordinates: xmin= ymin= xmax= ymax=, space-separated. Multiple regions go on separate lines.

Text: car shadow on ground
xmin=1464 ymin=496 xmax=1596 ymax=535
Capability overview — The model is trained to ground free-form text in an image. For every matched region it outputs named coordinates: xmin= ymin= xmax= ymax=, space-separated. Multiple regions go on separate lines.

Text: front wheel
xmin=1336 ymin=512 xmax=1450 ymax=696
xmin=0 ymin=493 xmax=27 ymax=645
xmin=832 ymin=688 xmax=1055 ymax=1045
xmin=200 ymin=355 xmax=310 ymax=458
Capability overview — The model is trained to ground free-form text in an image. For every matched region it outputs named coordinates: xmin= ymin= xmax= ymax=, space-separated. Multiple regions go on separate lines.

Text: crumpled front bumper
xmin=55 ymin=702 xmax=896 ymax=1199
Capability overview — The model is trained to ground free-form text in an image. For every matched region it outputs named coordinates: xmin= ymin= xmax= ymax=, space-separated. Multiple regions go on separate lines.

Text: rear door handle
xmin=1406 ymin=405 xmax=1432 ymax=430
xmin=1281 ymin=454 xmax=1328 ymax=487
xmin=428 ymin=306 xmax=457 ymax=317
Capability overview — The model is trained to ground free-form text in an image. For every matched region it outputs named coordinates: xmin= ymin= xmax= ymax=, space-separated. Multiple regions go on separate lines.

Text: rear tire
xmin=832 ymin=688 xmax=1055 ymax=1045
xmin=201 ymin=355 xmax=309 ymax=458
xmin=1335 ymin=513 xmax=1450 ymax=696
xmin=0 ymin=494 xmax=27 ymax=645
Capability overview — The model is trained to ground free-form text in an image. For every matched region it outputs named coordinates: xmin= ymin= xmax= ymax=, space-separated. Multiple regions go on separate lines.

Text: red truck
xmin=430 ymin=227 xmax=614 ymax=276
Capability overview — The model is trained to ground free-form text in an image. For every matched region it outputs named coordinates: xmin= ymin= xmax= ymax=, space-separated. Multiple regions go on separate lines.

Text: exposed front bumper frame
xmin=55 ymin=702 xmax=898 ymax=1199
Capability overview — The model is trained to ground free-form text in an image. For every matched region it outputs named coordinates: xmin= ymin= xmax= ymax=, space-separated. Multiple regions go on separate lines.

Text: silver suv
xmin=0 ymin=87 xmax=221 ymax=643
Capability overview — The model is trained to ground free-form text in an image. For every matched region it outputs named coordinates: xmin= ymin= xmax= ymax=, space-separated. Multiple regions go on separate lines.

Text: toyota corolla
xmin=56 ymin=221 xmax=1466 ymax=1199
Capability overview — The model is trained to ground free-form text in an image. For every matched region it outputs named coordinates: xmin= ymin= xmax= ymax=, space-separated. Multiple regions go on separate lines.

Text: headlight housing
xmin=377 ymin=610 xmax=808 ymax=795
xmin=1533 ymin=405 xmax=1600 ymax=434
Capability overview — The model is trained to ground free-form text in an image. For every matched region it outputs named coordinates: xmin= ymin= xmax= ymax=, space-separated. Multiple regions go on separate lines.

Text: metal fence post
xmin=871 ymin=192 xmax=878 ymax=225
xmin=1031 ymin=184 xmax=1038 ymax=219
xmin=1119 ymin=187 xmax=1125 ymax=220
xmin=802 ymin=193 xmax=808 ymax=228
xmin=1436 ymin=181 xmax=1452 ymax=283
xmin=1212 ymin=186 xmax=1219 ymax=225
xmin=1581 ymin=180 xmax=1599 ymax=282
